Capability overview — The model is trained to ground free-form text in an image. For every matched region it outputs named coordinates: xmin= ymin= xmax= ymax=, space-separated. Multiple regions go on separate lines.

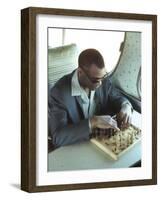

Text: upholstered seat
xmin=48 ymin=43 xmax=79 ymax=152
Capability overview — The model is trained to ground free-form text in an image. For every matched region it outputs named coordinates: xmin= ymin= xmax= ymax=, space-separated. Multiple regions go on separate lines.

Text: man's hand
xmin=90 ymin=115 xmax=120 ymax=131
xmin=117 ymin=103 xmax=132 ymax=129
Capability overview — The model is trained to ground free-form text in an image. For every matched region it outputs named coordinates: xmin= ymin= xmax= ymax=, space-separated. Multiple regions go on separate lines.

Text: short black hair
xmin=78 ymin=49 xmax=105 ymax=69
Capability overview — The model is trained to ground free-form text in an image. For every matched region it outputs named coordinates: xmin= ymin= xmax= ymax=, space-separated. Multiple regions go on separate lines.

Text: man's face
xmin=78 ymin=64 xmax=107 ymax=90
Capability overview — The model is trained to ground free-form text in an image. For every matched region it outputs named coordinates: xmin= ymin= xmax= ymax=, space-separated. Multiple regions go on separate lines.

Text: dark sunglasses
xmin=81 ymin=67 xmax=108 ymax=84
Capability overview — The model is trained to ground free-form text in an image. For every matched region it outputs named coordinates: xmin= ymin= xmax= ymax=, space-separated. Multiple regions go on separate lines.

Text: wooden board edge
xmin=90 ymin=138 xmax=118 ymax=160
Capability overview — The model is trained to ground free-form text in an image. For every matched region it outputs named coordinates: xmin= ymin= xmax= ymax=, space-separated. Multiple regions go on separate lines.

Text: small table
xmin=48 ymin=110 xmax=141 ymax=171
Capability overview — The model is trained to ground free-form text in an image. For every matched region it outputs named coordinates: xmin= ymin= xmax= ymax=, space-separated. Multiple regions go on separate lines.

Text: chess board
xmin=90 ymin=124 xmax=141 ymax=160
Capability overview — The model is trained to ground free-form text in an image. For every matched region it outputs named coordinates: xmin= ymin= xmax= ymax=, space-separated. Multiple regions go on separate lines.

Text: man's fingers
xmin=124 ymin=114 xmax=128 ymax=124
xmin=97 ymin=116 xmax=120 ymax=131
xmin=109 ymin=122 xmax=120 ymax=131
xmin=121 ymin=115 xmax=132 ymax=129
xmin=109 ymin=118 xmax=120 ymax=130
xmin=110 ymin=126 xmax=120 ymax=132
xmin=116 ymin=113 xmax=124 ymax=127
xmin=126 ymin=116 xmax=131 ymax=125
xmin=101 ymin=116 xmax=117 ymax=126
xmin=128 ymin=116 xmax=132 ymax=124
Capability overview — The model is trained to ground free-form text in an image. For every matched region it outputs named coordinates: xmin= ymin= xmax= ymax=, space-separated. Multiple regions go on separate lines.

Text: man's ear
xmin=78 ymin=67 xmax=82 ymax=75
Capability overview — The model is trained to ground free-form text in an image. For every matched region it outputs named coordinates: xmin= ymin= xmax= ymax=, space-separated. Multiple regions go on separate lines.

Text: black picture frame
xmin=21 ymin=7 xmax=157 ymax=192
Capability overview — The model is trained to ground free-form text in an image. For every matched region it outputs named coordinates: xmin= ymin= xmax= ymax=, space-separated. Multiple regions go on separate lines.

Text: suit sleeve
xmin=48 ymin=88 xmax=90 ymax=148
xmin=107 ymin=80 xmax=133 ymax=113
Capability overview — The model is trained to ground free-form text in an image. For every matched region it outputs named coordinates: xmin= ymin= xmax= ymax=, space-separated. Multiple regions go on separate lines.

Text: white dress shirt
xmin=71 ymin=69 xmax=96 ymax=119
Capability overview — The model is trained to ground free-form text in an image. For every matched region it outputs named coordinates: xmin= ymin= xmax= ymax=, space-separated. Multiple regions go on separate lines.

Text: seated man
xmin=48 ymin=49 xmax=132 ymax=148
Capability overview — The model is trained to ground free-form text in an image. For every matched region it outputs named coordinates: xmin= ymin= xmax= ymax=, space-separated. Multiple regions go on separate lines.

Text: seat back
xmin=48 ymin=43 xmax=79 ymax=91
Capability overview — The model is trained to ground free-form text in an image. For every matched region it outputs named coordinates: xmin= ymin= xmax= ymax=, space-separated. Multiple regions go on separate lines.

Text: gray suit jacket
xmin=48 ymin=70 xmax=131 ymax=148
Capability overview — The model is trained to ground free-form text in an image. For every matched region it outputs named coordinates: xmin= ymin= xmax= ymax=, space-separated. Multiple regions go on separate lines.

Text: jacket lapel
xmin=63 ymin=74 xmax=85 ymax=122
xmin=75 ymin=96 xmax=85 ymax=118
xmin=65 ymin=95 xmax=85 ymax=123
xmin=94 ymin=87 xmax=103 ymax=114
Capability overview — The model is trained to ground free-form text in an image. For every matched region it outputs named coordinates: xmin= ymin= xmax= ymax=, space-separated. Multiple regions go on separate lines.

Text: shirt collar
xmin=71 ymin=69 xmax=82 ymax=96
xmin=71 ymin=69 xmax=95 ymax=103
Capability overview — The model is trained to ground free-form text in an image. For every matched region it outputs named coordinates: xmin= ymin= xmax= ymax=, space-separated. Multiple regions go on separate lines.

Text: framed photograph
xmin=21 ymin=7 xmax=157 ymax=192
